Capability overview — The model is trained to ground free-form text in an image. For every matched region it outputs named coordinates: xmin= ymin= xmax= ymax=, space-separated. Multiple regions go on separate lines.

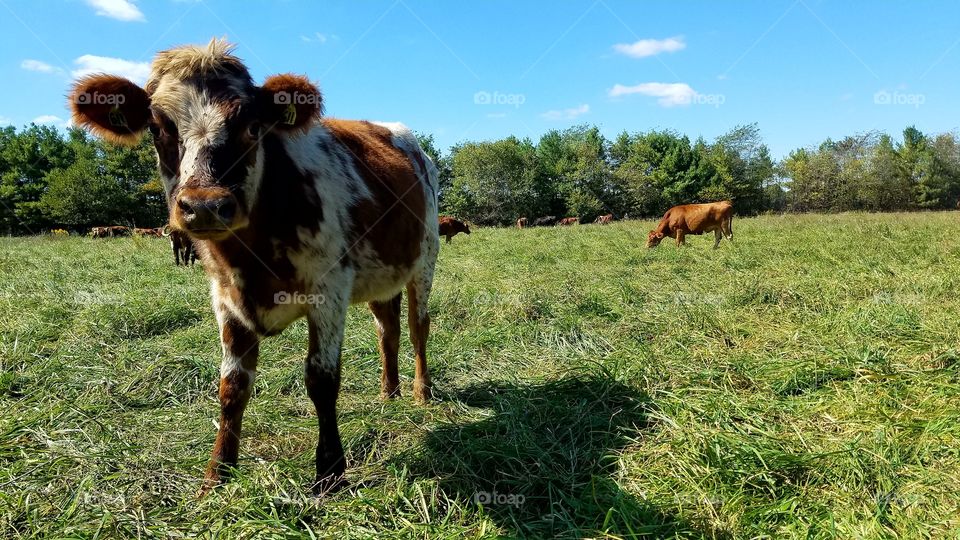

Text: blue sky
xmin=2 ymin=0 xmax=959 ymax=158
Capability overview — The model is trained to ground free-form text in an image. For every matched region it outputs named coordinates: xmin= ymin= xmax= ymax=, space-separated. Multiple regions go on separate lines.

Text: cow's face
xmin=69 ymin=40 xmax=322 ymax=241
xmin=646 ymin=231 xmax=665 ymax=248
xmin=460 ymin=222 xmax=471 ymax=235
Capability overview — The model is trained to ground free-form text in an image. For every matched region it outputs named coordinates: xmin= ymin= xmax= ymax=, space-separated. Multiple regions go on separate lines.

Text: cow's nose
xmin=177 ymin=196 xmax=237 ymax=228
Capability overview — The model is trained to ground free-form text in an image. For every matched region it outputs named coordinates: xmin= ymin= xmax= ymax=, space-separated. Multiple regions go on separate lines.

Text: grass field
xmin=1 ymin=212 xmax=959 ymax=539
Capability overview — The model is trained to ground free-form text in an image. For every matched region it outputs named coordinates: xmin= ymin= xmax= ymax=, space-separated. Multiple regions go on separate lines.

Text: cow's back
xmin=316 ymin=119 xmax=438 ymax=302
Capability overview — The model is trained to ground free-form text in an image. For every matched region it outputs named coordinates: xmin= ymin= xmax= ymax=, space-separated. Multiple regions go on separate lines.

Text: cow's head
xmin=69 ymin=39 xmax=322 ymax=240
xmin=646 ymin=230 xmax=665 ymax=248
xmin=460 ymin=221 xmax=471 ymax=235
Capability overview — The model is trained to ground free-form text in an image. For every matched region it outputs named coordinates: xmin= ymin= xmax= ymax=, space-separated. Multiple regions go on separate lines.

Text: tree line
xmin=1 ymin=122 xmax=958 ymax=234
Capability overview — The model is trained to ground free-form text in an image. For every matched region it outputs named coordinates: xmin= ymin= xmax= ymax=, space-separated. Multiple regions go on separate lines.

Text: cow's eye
xmin=247 ymin=121 xmax=261 ymax=139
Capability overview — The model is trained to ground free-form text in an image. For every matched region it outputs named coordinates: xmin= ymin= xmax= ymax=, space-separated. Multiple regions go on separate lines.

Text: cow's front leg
xmin=200 ymin=316 xmax=259 ymax=495
xmin=306 ymin=289 xmax=350 ymax=495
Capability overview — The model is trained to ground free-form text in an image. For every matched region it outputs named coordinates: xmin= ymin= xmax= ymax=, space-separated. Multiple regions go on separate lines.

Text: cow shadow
xmin=395 ymin=372 xmax=706 ymax=538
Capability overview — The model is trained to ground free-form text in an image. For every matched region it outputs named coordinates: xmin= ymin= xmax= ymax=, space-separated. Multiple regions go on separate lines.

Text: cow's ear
xmin=655 ymin=232 xmax=665 ymax=239
xmin=69 ymin=75 xmax=151 ymax=145
xmin=258 ymin=74 xmax=323 ymax=134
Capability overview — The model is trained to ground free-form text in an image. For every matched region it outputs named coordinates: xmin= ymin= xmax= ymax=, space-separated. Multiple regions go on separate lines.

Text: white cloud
xmin=71 ymin=55 xmax=151 ymax=84
xmin=21 ymin=59 xmax=63 ymax=74
xmin=540 ymin=104 xmax=590 ymax=120
xmin=33 ymin=115 xmax=68 ymax=128
xmin=609 ymin=82 xmax=698 ymax=107
xmin=613 ymin=36 xmax=685 ymax=58
xmin=301 ymin=32 xmax=338 ymax=44
xmin=85 ymin=0 xmax=145 ymax=22
xmin=0 ymin=116 xmax=12 ymax=127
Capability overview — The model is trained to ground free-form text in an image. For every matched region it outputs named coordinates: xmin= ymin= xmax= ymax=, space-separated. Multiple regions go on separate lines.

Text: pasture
xmin=1 ymin=212 xmax=959 ymax=538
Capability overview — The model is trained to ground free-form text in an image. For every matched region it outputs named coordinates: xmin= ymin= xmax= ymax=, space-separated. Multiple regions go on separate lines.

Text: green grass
xmin=1 ymin=213 xmax=959 ymax=538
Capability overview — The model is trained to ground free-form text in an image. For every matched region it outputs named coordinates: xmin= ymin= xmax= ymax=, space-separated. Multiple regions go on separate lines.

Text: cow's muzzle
xmin=173 ymin=188 xmax=244 ymax=240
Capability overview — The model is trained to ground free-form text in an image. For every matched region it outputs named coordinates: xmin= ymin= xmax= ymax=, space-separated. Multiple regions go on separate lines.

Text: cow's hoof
xmin=413 ymin=381 xmax=432 ymax=404
xmin=196 ymin=475 xmax=221 ymax=498
xmin=380 ymin=384 xmax=401 ymax=400
xmin=312 ymin=474 xmax=348 ymax=497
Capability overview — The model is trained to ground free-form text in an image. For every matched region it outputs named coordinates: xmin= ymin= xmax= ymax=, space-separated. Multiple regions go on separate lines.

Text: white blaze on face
xmin=169 ymin=86 xmax=229 ymax=189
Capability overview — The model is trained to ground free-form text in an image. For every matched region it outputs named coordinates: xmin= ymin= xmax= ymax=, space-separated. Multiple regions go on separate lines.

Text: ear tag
xmin=108 ymin=107 xmax=128 ymax=128
xmin=282 ymin=104 xmax=297 ymax=126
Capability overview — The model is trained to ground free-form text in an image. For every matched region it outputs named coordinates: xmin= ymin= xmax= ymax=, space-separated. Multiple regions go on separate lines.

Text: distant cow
xmin=594 ymin=214 xmax=613 ymax=225
xmin=438 ymin=216 xmax=470 ymax=243
xmin=516 ymin=217 xmax=528 ymax=229
xmin=557 ymin=217 xmax=579 ymax=226
xmin=167 ymin=229 xmax=197 ymax=266
xmin=531 ymin=215 xmax=558 ymax=227
xmin=90 ymin=225 xmax=131 ymax=238
xmin=647 ymin=200 xmax=733 ymax=249
xmin=133 ymin=227 xmax=163 ymax=238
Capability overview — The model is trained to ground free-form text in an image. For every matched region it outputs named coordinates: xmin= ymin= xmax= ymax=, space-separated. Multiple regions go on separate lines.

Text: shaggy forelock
xmin=145 ymin=38 xmax=254 ymax=116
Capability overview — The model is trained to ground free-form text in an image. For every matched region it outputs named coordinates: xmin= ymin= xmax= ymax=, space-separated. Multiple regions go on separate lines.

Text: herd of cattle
xmin=97 ymin=199 xmax=732 ymax=265
xmin=65 ymin=39 xmax=737 ymax=497
xmin=437 ymin=200 xmax=734 ymax=249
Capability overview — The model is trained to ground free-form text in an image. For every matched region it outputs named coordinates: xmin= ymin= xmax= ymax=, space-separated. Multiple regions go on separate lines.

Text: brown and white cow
xmin=516 ymin=217 xmax=528 ymax=229
xmin=594 ymin=214 xmax=613 ymax=225
xmin=647 ymin=200 xmax=733 ymax=249
xmin=167 ymin=229 xmax=197 ymax=266
xmin=557 ymin=217 xmax=579 ymax=226
xmin=69 ymin=39 xmax=440 ymax=495
xmin=437 ymin=216 xmax=470 ymax=243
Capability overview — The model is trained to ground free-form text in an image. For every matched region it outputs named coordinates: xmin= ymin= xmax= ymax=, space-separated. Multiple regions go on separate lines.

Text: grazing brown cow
xmin=594 ymin=214 xmax=613 ymax=225
xmin=516 ymin=217 xmax=528 ymax=229
xmin=133 ymin=227 xmax=163 ymax=238
xmin=89 ymin=226 xmax=109 ymax=238
xmin=557 ymin=217 xmax=579 ymax=226
xmin=438 ymin=216 xmax=470 ymax=243
xmin=167 ymin=229 xmax=197 ymax=266
xmin=70 ymin=39 xmax=439 ymax=496
xmin=647 ymin=200 xmax=733 ymax=249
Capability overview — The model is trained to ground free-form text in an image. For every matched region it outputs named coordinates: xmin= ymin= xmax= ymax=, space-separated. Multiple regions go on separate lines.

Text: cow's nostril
xmin=177 ymin=198 xmax=196 ymax=217
xmin=216 ymin=199 xmax=237 ymax=222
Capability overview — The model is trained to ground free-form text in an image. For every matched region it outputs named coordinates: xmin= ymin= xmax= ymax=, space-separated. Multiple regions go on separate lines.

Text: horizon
xmin=2 ymin=1 xmax=959 ymax=159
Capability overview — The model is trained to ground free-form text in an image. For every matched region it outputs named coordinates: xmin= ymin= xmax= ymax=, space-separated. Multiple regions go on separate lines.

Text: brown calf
xmin=438 ymin=216 xmax=470 ymax=243
xmin=557 ymin=217 xmax=579 ymax=226
xmin=647 ymin=200 xmax=734 ymax=248
xmin=70 ymin=39 xmax=439 ymax=496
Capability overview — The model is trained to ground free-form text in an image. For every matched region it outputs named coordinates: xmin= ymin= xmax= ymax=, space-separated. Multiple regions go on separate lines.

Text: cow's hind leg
xmin=306 ymin=288 xmax=350 ymax=495
xmin=713 ymin=229 xmax=722 ymax=249
xmin=406 ymin=271 xmax=434 ymax=404
xmin=725 ymin=216 xmax=734 ymax=242
xmin=369 ymin=293 xmax=402 ymax=399
xmin=200 ymin=316 xmax=259 ymax=495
